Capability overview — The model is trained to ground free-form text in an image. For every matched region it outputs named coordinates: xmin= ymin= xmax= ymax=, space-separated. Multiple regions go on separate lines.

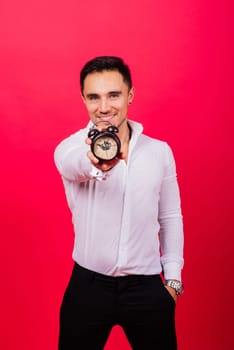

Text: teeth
xmin=99 ymin=116 xmax=113 ymax=121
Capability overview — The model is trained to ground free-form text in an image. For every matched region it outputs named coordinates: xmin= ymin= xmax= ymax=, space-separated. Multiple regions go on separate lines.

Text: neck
xmin=118 ymin=120 xmax=131 ymax=145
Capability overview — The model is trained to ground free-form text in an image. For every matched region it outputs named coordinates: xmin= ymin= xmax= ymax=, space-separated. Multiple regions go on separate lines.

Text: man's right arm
xmin=54 ymin=131 xmax=106 ymax=182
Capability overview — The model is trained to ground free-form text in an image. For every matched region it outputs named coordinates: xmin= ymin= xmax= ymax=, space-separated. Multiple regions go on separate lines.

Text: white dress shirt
xmin=54 ymin=120 xmax=184 ymax=280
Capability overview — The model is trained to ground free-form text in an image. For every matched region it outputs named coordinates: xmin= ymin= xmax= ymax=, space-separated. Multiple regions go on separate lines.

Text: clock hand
xmin=97 ymin=141 xmax=111 ymax=151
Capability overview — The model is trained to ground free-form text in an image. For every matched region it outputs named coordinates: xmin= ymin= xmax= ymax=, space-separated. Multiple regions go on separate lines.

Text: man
xmin=54 ymin=56 xmax=184 ymax=349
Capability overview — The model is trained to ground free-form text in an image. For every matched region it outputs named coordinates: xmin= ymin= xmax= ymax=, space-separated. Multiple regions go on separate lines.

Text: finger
xmin=101 ymin=163 xmax=114 ymax=171
xmin=118 ymin=152 xmax=126 ymax=160
xmin=87 ymin=150 xmax=99 ymax=164
xmin=85 ymin=137 xmax=92 ymax=145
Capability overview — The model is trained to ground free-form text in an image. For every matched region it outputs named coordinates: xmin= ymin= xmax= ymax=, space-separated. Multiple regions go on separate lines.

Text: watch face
xmin=92 ymin=133 xmax=120 ymax=161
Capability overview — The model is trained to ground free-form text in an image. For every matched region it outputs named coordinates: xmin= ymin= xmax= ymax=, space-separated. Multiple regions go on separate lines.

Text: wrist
xmin=164 ymin=279 xmax=184 ymax=296
xmin=102 ymin=166 xmax=114 ymax=172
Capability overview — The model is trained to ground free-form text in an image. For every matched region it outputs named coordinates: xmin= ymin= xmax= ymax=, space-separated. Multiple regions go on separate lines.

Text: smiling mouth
xmin=96 ymin=116 xmax=115 ymax=125
xmin=98 ymin=116 xmax=114 ymax=121
xmin=94 ymin=117 xmax=114 ymax=128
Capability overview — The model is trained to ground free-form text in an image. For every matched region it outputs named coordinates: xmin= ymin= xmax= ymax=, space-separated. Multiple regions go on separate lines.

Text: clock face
xmin=92 ymin=134 xmax=120 ymax=161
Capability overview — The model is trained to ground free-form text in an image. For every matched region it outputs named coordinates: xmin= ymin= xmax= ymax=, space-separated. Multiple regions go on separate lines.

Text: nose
xmin=99 ymin=98 xmax=110 ymax=114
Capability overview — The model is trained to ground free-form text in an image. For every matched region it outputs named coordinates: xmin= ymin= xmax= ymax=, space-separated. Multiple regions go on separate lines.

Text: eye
xmin=109 ymin=92 xmax=120 ymax=99
xmin=87 ymin=94 xmax=98 ymax=101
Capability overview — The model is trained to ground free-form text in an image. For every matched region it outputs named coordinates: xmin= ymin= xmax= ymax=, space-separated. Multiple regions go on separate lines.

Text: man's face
xmin=82 ymin=70 xmax=134 ymax=129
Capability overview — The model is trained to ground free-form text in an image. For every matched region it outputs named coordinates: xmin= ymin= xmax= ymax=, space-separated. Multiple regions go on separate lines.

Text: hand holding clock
xmin=85 ymin=132 xmax=126 ymax=172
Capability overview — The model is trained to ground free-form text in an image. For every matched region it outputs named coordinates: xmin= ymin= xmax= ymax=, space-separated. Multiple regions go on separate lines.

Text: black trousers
xmin=59 ymin=263 xmax=177 ymax=350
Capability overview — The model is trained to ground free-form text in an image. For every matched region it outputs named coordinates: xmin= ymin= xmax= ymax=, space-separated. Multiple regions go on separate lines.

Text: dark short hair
xmin=80 ymin=56 xmax=132 ymax=93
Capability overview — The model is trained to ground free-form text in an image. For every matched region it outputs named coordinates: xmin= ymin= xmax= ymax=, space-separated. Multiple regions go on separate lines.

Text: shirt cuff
xmin=162 ymin=262 xmax=182 ymax=281
xmin=89 ymin=166 xmax=112 ymax=181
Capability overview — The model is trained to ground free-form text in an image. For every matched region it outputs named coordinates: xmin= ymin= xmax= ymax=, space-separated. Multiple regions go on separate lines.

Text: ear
xmin=81 ymin=93 xmax=86 ymax=104
xmin=128 ymin=87 xmax=135 ymax=104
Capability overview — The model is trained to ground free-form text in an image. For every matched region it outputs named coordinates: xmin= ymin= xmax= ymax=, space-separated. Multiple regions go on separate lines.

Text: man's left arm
xmin=158 ymin=143 xmax=184 ymax=301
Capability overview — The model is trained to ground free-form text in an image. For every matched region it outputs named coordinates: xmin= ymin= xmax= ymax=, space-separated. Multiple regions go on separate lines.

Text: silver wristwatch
xmin=164 ymin=280 xmax=184 ymax=296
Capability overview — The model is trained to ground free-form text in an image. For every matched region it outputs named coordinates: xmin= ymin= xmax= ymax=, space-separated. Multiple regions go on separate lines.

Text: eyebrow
xmin=86 ymin=93 xmax=99 ymax=99
xmin=108 ymin=90 xmax=122 ymax=95
xmin=86 ymin=91 xmax=122 ymax=98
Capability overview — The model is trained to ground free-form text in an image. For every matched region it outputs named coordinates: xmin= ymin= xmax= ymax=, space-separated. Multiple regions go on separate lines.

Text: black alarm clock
xmin=88 ymin=125 xmax=121 ymax=161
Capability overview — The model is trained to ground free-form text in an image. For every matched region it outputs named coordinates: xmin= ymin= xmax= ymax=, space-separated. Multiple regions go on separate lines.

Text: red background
xmin=1 ymin=1 xmax=233 ymax=349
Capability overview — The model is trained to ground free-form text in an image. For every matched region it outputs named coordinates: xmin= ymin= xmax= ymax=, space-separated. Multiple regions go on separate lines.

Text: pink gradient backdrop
xmin=0 ymin=1 xmax=233 ymax=349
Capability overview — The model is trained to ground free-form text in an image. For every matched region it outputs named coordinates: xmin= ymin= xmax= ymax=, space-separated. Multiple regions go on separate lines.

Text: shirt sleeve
xmin=159 ymin=143 xmax=184 ymax=281
xmin=54 ymin=130 xmax=109 ymax=182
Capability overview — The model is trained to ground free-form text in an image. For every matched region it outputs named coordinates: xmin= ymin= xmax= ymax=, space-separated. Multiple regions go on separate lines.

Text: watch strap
xmin=164 ymin=280 xmax=184 ymax=295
